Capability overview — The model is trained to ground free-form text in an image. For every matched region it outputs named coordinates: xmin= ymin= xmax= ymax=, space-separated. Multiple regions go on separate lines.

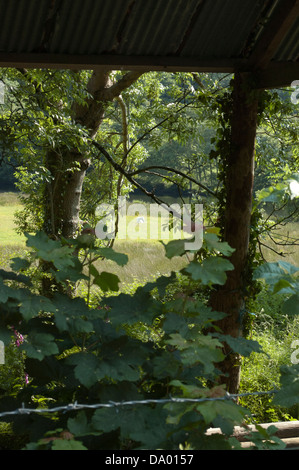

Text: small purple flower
xmin=13 ymin=329 xmax=24 ymax=347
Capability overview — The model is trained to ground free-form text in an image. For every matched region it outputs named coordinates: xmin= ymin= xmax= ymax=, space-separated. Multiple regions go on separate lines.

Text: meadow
xmin=0 ymin=192 xmax=193 ymax=283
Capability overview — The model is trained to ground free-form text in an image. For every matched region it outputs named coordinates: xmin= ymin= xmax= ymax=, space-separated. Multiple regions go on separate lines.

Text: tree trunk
xmin=44 ymin=148 xmax=91 ymax=239
xmin=209 ymin=73 xmax=262 ymax=394
xmin=43 ymin=70 xmax=143 ymax=239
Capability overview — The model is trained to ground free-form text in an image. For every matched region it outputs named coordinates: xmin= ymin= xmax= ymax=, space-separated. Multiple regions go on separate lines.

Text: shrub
xmin=0 ymin=232 xmax=298 ymax=450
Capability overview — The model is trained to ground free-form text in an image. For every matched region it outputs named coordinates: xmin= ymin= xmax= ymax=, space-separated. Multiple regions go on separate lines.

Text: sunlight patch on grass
xmin=0 ymin=205 xmax=26 ymax=245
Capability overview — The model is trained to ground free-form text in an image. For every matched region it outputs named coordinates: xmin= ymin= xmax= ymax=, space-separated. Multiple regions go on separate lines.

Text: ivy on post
xmin=209 ymin=72 xmax=263 ymax=394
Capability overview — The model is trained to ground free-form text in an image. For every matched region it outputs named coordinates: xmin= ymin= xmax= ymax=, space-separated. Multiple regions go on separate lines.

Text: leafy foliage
xmin=0 ymin=230 xmax=297 ymax=449
xmin=253 ymin=260 xmax=299 ymax=316
xmin=0 ymin=68 xmax=298 ymax=450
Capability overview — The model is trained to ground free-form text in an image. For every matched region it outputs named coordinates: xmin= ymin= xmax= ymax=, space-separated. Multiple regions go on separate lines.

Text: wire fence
xmin=0 ymin=389 xmax=278 ymax=419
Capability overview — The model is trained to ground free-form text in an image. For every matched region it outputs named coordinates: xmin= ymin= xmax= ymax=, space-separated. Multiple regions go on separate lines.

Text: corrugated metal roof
xmin=274 ymin=18 xmax=299 ymax=60
xmin=0 ymin=0 xmax=298 ymax=87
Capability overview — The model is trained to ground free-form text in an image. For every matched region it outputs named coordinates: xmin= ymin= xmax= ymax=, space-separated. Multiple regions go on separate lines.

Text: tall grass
xmin=0 ymin=192 xmax=25 ymax=246
xmin=240 ymin=286 xmax=299 ymax=423
xmin=94 ymin=239 xmax=189 ymax=286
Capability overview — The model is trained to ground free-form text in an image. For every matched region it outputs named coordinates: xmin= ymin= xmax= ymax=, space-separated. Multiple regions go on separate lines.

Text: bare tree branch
xmin=129 ymin=165 xmax=217 ymax=198
xmin=90 ymin=140 xmax=193 ymax=223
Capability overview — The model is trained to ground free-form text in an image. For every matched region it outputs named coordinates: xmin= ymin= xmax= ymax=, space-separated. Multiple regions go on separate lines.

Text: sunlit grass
xmin=0 ymin=192 xmax=298 ymax=281
xmin=94 ymin=239 xmax=189 ymax=286
xmin=259 ymin=221 xmax=299 ymax=266
xmin=0 ymin=205 xmax=26 ymax=245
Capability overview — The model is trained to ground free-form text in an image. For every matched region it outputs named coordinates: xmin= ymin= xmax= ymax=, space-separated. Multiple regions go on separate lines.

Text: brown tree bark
xmin=209 ymin=72 xmax=262 ymax=394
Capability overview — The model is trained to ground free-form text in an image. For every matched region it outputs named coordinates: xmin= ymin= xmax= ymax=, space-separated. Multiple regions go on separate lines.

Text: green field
xmin=0 ymin=192 xmax=298 ymax=283
xmin=0 ymin=192 xmax=189 ymax=283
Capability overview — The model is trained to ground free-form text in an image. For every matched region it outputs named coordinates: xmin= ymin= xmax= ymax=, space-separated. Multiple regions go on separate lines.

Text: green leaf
xmin=25 ymin=231 xmax=75 ymax=271
xmin=67 ymin=353 xmax=101 ymax=388
xmin=196 ymin=400 xmax=248 ymax=434
xmin=253 ymin=261 xmax=297 ymax=288
xmin=51 ymin=439 xmax=87 ymax=450
xmin=185 ymin=257 xmax=234 ymax=285
xmin=96 ymin=247 xmax=129 ymax=266
xmin=0 ymin=268 xmax=31 ymax=286
xmin=96 ymin=357 xmax=140 ymax=382
xmin=256 ymin=185 xmax=287 ymax=204
xmin=282 ymin=294 xmax=299 ymax=316
xmin=142 ymin=272 xmax=177 ymax=297
xmin=107 ymin=288 xmax=159 ymax=326
xmin=53 ymin=292 xmax=91 ymax=313
xmin=53 ymin=257 xmax=86 ymax=283
xmin=277 ymin=261 xmax=299 ymax=275
xmin=253 ymin=261 xmax=285 ymax=283
xmin=9 ymin=257 xmax=31 ymax=271
xmin=21 ymin=333 xmax=59 ymax=361
xmin=92 ymin=406 xmax=169 ymax=449
xmin=19 ymin=293 xmax=55 ymax=321
xmin=162 ymin=313 xmax=190 ymax=335
xmin=0 ymin=281 xmax=14 ymax=303
xmin=92 ymin=271 xmax=120 ymax=292
xmin=272 ymin=278 xmax=295 ymax=294
xmin=247 ymin=425 xmax=286 ymax=450
xmin=204 ymin=232 xmax=235 ymax=256
xmin=0 ymin=325 xmax=14 ymax=345
xmin=273 ymin=365 xmax=299 ymax=407
xmin=180 ymin=343 xmax=224 ymax=374
xmin=161 ymin=239 xmax=187 ymax=259
xmin=67 ymin=411 xmax=93 ymax=437
xmin=166 ymin=333 xmax=189 ymax=350
xmin=214 ymin=334 xmax=263 ymax=357
xmin=151 ymin=352 xmax=181 ymax=379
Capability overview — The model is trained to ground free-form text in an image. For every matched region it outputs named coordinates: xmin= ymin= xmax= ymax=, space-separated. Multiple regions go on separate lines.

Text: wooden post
xmin=209 ymin=72 xmax=262 ymax=394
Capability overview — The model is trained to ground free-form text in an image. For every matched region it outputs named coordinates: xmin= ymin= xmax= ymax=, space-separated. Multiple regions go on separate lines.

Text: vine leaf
xmin=96 ymin=247 xmax=129 ymax=266
xmin=204 ymin=232 xmax=235 ymax=256
xmin=21 ymin=333 xmax=59 ymax=361
xmin=273 ymin=365 xmax=299 ymax=408
xmin=214 ymin=333 xmax=263 ymax=357
xmin=92 ymin=271 xmax=120 ymax=292
xmin=184 ymin=257 xmax=234 ymax=285
xmin=160 ymin=239 xmax=187 ymax=258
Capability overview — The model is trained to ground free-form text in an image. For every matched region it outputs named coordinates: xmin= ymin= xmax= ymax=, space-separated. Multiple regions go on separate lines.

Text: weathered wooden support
xmin=209 ymin=72 xmax=262 ymax=394
xmin=206 ymin=420 xmax=299 ymax=449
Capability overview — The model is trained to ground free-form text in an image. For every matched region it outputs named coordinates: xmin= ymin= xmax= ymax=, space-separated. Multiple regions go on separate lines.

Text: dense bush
xmin=0 ymin=231 xmax=298 ymax=450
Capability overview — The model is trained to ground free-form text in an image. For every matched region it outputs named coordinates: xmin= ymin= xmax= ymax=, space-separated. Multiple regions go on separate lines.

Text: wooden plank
xmin=0 ymin=52 xmax=239 ymax=72
xmin=253 ymin=61 xmax=299 ymax=89
xmin=206 ymin=420 xmax=299 ymax=448
xmin=240 ymin=437 xmax=299 ymax=449
xmin=249 ymin=0 xmax=299 ymax=69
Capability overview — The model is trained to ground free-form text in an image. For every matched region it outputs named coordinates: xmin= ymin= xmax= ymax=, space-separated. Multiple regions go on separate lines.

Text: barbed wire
xmin=0 ymin=389 xmax=278 ymax=419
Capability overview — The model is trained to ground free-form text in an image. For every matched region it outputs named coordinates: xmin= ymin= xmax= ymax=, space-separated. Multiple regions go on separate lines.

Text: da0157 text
xmin=149 ymin=454 xmax=194 ymax=465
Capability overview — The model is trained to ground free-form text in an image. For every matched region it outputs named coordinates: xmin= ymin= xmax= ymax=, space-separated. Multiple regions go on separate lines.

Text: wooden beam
xmin=0 ymin=52 xmax=239 ymax=73
xmin=0 ymin=54 xmax=297 ymax=90
xmin=249 ymin=0 xmax=299 ymax=70
xmin=253 ymin=60 xmax=299 ymax=88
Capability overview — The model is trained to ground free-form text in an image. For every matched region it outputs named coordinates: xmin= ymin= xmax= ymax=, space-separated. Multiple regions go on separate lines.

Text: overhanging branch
xmin=130 ymin=165 xmax=217 ymax=198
